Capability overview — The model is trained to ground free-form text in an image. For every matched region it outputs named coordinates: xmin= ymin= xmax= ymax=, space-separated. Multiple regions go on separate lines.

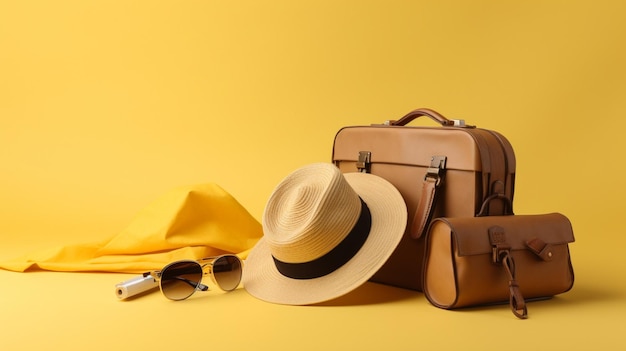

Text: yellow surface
xmin=1 ymin=1 xmax=625 ymax=350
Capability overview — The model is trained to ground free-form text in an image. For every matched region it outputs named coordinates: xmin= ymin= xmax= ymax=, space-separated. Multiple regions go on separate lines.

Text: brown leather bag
xmin=423 ymin=210 xmax=575 ymax=318
xmin=332 ymin=108 xmax=515 ymax=290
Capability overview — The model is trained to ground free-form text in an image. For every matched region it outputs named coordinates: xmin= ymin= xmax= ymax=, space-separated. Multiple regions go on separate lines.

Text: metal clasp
xmin=356 ymin=151 xmax=371 ymax=173
xmin=424 ymin=155 xmax=447 ymax=186
xmin=489 ymin=226 xmax=510 ymax=263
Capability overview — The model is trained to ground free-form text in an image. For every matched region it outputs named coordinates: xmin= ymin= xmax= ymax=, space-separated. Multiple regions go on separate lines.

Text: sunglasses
xmin=143 ymin=254 xmax=243 ymax=301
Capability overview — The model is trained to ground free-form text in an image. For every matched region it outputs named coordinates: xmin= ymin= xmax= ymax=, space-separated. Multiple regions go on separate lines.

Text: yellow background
xmin=1 ymin=1 xmax=625 ymax=350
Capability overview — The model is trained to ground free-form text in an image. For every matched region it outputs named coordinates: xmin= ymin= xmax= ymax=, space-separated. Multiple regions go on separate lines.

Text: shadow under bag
xmin=332 ymin=108 xmax=515 ymax=291
xmin=423 ymin=212 xmax=575 ymax=319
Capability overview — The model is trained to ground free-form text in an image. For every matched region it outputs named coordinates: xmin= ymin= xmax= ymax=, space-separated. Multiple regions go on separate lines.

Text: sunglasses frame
xmin=144 ymin=254 xmax=243 ymax=301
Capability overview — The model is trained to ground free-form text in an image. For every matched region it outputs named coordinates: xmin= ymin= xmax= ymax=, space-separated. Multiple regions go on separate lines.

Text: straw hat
xmin=243 ymin=163 xmax=407 ymax=305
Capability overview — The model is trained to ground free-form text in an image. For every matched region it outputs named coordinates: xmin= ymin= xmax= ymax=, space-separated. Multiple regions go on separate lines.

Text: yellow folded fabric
xmin=0 ymin=183 xmax=263 ymax=273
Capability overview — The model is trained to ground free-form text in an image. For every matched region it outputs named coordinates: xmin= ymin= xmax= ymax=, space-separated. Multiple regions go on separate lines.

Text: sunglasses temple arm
xmin=171 ymin=276 xmax=209 ymax=291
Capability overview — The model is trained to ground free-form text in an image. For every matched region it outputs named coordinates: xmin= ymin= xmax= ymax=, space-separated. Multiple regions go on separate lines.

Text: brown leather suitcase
xmin=332 ymin=108 xmax=516 ymax=290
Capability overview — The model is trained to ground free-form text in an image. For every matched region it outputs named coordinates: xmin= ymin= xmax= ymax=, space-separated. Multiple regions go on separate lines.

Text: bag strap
xmin=410 ymin=156 xmax=446 ymax=239
xmin=501 ymin=253 xmax=528 ymax=319
xmin=467 ymin=128 xmax=513 ymax=215
xmin=489 ymin=226 xmax=528 ymax=319
xmin=477 ymin=193 xmax=514 ymax=217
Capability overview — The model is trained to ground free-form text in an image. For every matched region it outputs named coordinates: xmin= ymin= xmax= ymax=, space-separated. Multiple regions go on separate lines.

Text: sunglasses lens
xmin=160 ymin=261 xmax=203 ymax=300
xmin=213 ymin=255 xmax=242 ymax=291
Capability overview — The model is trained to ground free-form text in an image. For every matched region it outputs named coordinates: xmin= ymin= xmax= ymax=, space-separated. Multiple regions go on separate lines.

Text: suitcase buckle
xmin=356 ymin=151 xmax=372 ymax=173
xmin=425 ymin=155 xmax=447 ymax=186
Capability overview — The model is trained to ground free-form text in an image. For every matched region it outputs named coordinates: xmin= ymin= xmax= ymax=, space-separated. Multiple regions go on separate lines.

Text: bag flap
xmin=437 ymin=213 xmax=574 ymax=257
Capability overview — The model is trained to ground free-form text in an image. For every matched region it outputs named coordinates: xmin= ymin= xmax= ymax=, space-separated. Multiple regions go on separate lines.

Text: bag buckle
xmin=489 ymin=226 xmax=510 ymax=263
xmin=488 ymin=225 xmax=528 ymax=319
xmin=356 ymin=151 xmax=371 ymax=173
xmin=425 ymin=156 xmax=447 ymax=186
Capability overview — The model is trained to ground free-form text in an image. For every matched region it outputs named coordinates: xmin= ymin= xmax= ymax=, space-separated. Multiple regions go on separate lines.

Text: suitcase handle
xmin=390 ymin=108 xmax=455 ymax=126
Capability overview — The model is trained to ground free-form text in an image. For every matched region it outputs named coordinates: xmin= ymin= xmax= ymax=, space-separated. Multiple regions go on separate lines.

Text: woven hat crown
xmin=262 ymin=164 xmax=362 ymax=264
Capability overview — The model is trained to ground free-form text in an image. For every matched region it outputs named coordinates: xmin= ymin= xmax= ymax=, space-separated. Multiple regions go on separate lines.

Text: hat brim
xmin=243 ymin=172 xmax=407 ymax=305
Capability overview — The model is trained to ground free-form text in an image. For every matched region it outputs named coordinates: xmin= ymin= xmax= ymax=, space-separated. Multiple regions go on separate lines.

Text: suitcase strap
xmin=410 ymin=156 xmax=446 ymax=239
